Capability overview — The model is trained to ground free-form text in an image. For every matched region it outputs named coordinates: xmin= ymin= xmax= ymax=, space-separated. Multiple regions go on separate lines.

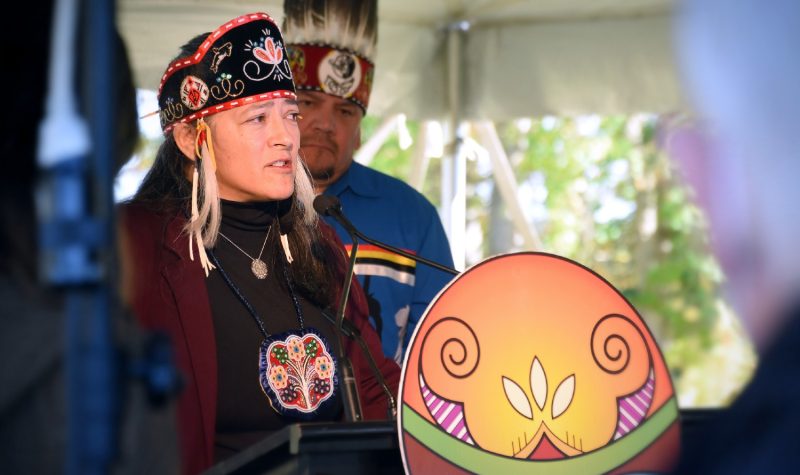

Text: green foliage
xmin=362 ymin=116 xmax=419 ymax=182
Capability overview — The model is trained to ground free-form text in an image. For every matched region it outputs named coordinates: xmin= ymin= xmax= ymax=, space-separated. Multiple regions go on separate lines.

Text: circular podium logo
xmin=398 ymin=252 xmax=680 ymax=474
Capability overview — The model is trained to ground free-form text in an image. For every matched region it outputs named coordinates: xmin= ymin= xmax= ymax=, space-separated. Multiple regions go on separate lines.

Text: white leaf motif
xmin=530 ymin=357 xmax=547 ymax=411
xmin=552 ymin=374 xmax=575 ymax=419
xmin=502 ymin=376 xmax=533 ymax=420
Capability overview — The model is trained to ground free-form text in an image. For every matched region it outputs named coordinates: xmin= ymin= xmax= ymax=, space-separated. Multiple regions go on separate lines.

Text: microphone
xmin=313 ymin=194 xmax=359 ymax=238
xmin=314 ymin=195 xmax=363 ymax=422
xmin=313 ymin=195 xmax=459 ymax=276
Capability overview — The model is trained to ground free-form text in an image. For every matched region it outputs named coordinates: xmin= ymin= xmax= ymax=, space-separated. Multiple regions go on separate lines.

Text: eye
xmin=338 ymin=107 xmax=356 ymax=117
xmin=247 ymin=114 xmax=266 ymax=123
xmin=287 ymin=112 xmax=303 ymax=122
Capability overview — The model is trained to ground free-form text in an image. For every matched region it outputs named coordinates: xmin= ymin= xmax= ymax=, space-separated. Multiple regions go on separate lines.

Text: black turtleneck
xmin=206 ymin=199 xmax=343 ymax=462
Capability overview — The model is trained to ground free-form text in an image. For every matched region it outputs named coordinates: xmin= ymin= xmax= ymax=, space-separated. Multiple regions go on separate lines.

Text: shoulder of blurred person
xmin=676 ymin=0 xmax=800 ymax=351
xmin=673 ymin=0 xmax=800 ymax=472
xmin=675 ymin=300 xmax=800 ymax=474
xmin=0 ymin=276 xmax=65 ymax=473
xmin=0 ymin=2 xmax=66 ymax=470
xmin=0 ymin=2 xmax=177 ymax=472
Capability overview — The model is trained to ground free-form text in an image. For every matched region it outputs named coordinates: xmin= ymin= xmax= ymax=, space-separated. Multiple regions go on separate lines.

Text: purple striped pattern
xmin=419 ymin=374 xmax=475 ymax=445
xmin=613 ymin=370 xmax=655 ymax=440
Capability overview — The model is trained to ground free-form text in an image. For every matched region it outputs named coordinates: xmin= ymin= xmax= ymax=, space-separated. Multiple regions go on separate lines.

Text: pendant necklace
xmin=218 ymin=225 xmax=271 ymax=279
xmin=207 ymin=246 xmax=338 ymax=419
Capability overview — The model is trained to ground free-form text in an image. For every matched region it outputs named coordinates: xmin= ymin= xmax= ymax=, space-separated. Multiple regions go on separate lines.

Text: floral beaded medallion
xmin=259 ymin=329 xmax=337 ymax=418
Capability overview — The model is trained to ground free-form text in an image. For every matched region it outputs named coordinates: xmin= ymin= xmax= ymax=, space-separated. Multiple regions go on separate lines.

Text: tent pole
xmin=354 ymin=114 xmax=399 ymax=166
xmin=474 ymin=121 xmax=544 ymax=250
xmin=442 ymin=24 xmax=467 ymax=269
xmin=408 ymin=121 xmax=431 ymax=191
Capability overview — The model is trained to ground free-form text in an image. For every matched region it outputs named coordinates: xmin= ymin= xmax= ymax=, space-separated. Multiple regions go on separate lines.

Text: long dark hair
xmin=131 ymin=34 xmax=340 ymax=309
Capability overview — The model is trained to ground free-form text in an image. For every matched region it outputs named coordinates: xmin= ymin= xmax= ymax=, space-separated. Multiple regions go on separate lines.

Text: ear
xmin=355 ymin=122 xmax=362 ymax=150
xmin=173 ymin=122 xmax=197 ymax=161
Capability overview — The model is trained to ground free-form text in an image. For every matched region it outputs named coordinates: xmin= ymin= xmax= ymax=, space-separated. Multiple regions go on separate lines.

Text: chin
xmin=244 ymin=187 xmax=293 ymax=203
xmin=261 ymin=176 xmax=295 ymax=199
xmin=302 ymin=152 xmax=336 ymax=176
xmin=265 ymin=189 xmax=294 ymax=202
xmin=309 ymin=167 xmax=335 ymax=182
xmin=272 ymin=184 xmax=296 ymax=201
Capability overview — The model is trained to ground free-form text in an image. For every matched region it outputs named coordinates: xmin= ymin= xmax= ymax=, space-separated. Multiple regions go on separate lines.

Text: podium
xmin=204 ymin=421 xmax=404 ymax=475
xmin=202 ymin=409 xmax=721 ymax=474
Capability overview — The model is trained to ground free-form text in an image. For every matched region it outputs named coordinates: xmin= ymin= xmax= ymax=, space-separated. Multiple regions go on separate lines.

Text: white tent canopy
xmin=119 ymin=0 xmax=683 ymax=120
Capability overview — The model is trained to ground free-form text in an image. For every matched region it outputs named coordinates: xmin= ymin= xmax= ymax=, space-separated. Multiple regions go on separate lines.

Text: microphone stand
xmin=353 ymin=229 xmax=459 ymax=276
xmin=335 ymin=230 xmax=364 ymax=422
xmin=325 ymin=204 xmax=458 ymax=277
xmin=314 ymin=194 xmax=455 ymax=420
xmin=322 ymin=311 xmax=397 ymax=420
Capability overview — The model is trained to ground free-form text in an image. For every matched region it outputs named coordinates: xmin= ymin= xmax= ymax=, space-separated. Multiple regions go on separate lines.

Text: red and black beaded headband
xmin=286 ymin=43 xmax=374 ymax=112
xmin=157 ymin=12 xmax=296 ymax=134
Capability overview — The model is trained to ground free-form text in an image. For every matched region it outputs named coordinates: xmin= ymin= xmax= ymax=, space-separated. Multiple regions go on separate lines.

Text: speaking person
xmin=120 ymin=12 xmax=399 ymax=473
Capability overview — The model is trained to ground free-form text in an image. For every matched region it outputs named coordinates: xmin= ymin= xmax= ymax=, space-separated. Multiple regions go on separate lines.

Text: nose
xmin=267 ymin=108 xmax=296 ymax=149
xmin=310 ymin=104 xmax=336 ymax=133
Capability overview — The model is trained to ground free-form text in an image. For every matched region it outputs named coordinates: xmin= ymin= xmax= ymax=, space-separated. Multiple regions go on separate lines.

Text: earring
xmin=189 ymin=118 xmax=216 ymax=276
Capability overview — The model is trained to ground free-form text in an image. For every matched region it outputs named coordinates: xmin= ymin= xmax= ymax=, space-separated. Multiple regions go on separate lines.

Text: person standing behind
xmin=283 ymin=0 xmax=455 ymax=363
xmin=283 ymin=0 xmax=453 ymax=363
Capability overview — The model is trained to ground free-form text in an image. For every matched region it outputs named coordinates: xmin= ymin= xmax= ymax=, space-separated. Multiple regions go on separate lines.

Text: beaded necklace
xmin=207 ymin=242 xmax=337 ymax=419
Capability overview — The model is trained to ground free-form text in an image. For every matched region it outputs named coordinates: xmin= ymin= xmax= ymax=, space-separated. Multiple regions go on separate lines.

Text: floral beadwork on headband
xmin=157 ymin=13 xmax=296 ymax=134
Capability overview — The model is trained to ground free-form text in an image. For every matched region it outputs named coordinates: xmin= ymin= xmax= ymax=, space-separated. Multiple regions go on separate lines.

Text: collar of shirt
xmin=325 ymin=162 xmax=382 ymax=198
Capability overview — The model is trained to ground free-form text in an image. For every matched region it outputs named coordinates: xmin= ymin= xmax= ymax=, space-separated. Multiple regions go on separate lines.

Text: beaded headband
xmin=286 ymin=44 xmax=374 ymax=111
xmin=282 ymin=0 xmax=377 ymax=113
xmin=157 ymin=12 xmax=296 ymax=134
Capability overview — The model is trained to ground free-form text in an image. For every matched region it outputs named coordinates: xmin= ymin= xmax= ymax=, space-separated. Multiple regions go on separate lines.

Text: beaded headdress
xmin=282 ymin=0 xmax=378 ymax=112
xmin=157 ymin=12 xmax=296 ymax=133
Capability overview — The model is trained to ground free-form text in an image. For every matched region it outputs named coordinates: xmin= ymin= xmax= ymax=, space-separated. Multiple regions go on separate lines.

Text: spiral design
xmin=591 ymin=314 xmax=649 ymax=375
xmin=244 ymin=59 xmax=293 ymax=82
xmin=159 ymin=102 xmax=184 ymax=128
xmin=420 ymin=317 xmax=480 ymax=380
xmin=210 ymin=78 xmax=245 ymax=101
xmin=243 ymin=60 xmax=267 ymax=82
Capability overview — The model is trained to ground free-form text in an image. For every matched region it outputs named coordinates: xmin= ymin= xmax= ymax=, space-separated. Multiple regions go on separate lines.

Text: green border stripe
xmin=402 ymin=398 xmax=678 ymax=474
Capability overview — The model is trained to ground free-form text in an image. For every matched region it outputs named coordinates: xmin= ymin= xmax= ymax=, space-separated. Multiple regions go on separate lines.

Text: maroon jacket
xmin=120 ymin=203 xmax=400 ymax=474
